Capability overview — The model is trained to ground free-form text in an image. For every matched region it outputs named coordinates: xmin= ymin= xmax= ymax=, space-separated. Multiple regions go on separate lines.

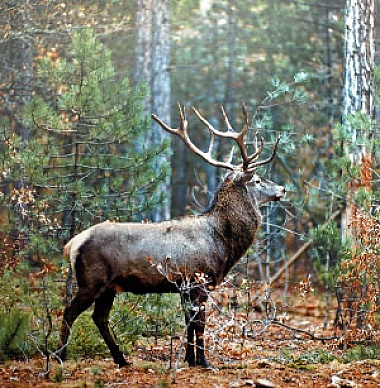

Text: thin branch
xmin=270 ymin=209 xmax=342 ymax=285
xmin=271 ymin=320 xmax=340 ymax=342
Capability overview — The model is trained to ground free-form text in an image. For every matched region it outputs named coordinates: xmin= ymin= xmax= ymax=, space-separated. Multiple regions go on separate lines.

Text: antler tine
xmin=247 ymin=134 xmax=282 ymax=171
xmin=227 ymin=146 xmax=235 ymax=165
xmin=246 ymin=134 xmax=265 ymax=165
xmin=240 ymin=104 xmax=249 ymax=137
xmin=190 ymin=104 xmax=273 ymax=172
xmin=239 ymin=104 xmax=251 ymax=169
xmin=220 ymin=106 xmax=233 ymax=131
xmin=221 ymin=105 xmax=249 ymax=137
xmin=177 ymin=101 xmax=186 ymax=129
xmin=151 ymin=102 xmax=187 ymax=136
xmin=220 ymin=105 xmax=251 ymax=169
xmin=152 ymin=103 xmax=235 ymax=171
xmin=192 ymin=106 xmax=242 ymax=169
xmin=194 ymin=105 xmax=255 ymax=170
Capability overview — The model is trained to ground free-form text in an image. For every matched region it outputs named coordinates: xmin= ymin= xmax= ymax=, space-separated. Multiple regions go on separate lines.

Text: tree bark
xmin=151 ymin=0 xmax=171 ymax=221
xmin=134 ymin=0 xmax=171 ymax=220
xmin=1 ymin=0 xmax=33 ymax=142
xmin=134 ymin=0 xmax=153 ymax=110
xmin=342 ymin=0 xmax=375 ymax=123
xmin=341 ymin=0 xmax=375 ymax=239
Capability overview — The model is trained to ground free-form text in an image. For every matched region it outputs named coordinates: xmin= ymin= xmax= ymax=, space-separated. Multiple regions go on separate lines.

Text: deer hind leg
xmin=56 ymin=289 xmax=95 ymax=361
xmin=92 ymin=288 xmax=128 ymax=367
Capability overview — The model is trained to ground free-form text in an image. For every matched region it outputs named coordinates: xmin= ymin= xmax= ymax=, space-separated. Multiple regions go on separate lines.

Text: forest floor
xmin=1 ymin=289 xmax=380 ymax=387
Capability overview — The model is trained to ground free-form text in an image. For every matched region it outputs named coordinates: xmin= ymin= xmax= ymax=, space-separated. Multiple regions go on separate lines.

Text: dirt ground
xmin=2 ymin=329 xmax=380 ymax=387
xmin=1 ymin=291 xmax=380 ymax=387
xmin=1 ymin=337 xmax=380 ymax=387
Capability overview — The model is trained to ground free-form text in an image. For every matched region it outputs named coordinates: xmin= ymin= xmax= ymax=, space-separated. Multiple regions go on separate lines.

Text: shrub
xmin=65 ymin=293 xmax=182 ymax=360
xmin=0 ymin=306 xmax=31 ymax=360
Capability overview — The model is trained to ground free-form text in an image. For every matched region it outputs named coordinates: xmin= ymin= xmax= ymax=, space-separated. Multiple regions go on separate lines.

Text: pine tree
xmin=16 ymin=28 xmax=170 ymax=260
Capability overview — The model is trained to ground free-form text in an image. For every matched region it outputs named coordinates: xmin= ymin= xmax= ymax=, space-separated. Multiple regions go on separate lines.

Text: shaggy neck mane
xmin=203 ymin=180 xmax=261 ymax=279
xmin=202 ymin=180 xmax=225 ymax=214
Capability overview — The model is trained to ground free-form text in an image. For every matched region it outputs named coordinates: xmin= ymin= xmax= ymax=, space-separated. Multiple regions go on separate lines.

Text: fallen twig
xmin=271 ymin=319 xmax=340 ymax=343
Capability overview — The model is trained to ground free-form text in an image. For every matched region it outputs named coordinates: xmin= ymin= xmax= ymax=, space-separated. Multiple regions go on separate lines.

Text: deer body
xmin=68 ymin=217 xmax=222 ymax=295
xmin=57 ymin=105 xmax=285 ymax=368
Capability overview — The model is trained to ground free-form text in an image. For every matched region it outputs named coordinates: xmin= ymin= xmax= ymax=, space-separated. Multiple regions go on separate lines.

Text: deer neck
xmin=208 ymin=181 xmax=261 ymax=278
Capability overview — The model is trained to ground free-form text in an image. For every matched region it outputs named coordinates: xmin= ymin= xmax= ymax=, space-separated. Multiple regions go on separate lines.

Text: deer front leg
xmin=194 ymin=309 xmax=209 ymax=367
xmin=182 ymin=285 xmax=212 ymax=368
xmin=193 ymin=288 xmax=212 ymax=368
xmin=185 ymin=320 xmax=196 ymax=366
xmin=181 ymin=292 xmax=196 ymax=366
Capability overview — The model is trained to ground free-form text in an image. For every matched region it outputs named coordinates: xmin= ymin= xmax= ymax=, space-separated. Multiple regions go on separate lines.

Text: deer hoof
xmin=54 ymin=349 xmax=67 ymax=362
xmin=197 ymin=358 xmax=216 ymax=370
xmin=185 ymin=354 xmax=196 ymax=367
xmin=205 ymin=363 xmax=217 ymax=371
xmin=115 ymin=357 xmax=131 ymax=368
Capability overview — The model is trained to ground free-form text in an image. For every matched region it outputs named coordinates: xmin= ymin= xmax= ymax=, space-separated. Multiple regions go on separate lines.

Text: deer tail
xmin=63 ymin=228 xmax=93 ymax=278
xmin=63 ymin=239 xmax=73 ymax=258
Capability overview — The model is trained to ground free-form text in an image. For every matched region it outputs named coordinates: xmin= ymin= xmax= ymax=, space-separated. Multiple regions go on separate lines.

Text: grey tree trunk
xmin=342 ymin=0 xmax=375 ymax=128
xmin=151 ymin=0 xmax=171 ymax=221
xmin=134 ymin=0 xmax=153 ymax=111
xmin=225 ymin=0 xmax=236 ymax=122
xmin=1 ymin=0 xmax=33 ymax=142
xmin=134 ymin=0 xmax=171 ymax=221
xmin=341 ymin=0 xmax=375 ymax=238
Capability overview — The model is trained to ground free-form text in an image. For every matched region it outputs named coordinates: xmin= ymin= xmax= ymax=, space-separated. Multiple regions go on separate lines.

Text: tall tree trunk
xmin=151 ymin=0 xmax=171 ymax=221
xmin=325 ymin=5 xmax=335 ymax=156
xmin=134 ymin=0 xmax=171 ymax=221
xmin=1 ymin=0 xmax=33 ymax=143
xmin=0 ymin=1 xmax=34 ymax=264
xmin=134 ymin=0 xmax=153 ymax=110
xmin=341 ymin=0 xmax=375 ymax=239
xmin=225 ymin=0 xmax=236 ymax=122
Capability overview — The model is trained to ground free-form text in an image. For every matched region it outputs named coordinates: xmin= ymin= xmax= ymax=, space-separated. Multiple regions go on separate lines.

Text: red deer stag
xmin=56 ymin=103 xmax=285 ymax=368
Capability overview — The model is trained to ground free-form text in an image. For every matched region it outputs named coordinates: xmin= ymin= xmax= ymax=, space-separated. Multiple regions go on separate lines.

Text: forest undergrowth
xmin=1 ymin=281 xmax=380 ymax=388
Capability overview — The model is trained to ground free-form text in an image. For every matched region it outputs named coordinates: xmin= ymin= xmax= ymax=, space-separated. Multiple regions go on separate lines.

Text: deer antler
xmin=152 ymin=103 xmax=280 ymax=172
xmin=248 ymin=134 xmax=282 ymax=171
xmin=152 ymin=102 xmax=236 ymax=171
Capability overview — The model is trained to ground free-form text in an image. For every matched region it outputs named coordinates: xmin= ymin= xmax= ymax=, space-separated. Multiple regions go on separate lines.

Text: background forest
xmin=0 ymin=0 xmax=380 ymax=386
